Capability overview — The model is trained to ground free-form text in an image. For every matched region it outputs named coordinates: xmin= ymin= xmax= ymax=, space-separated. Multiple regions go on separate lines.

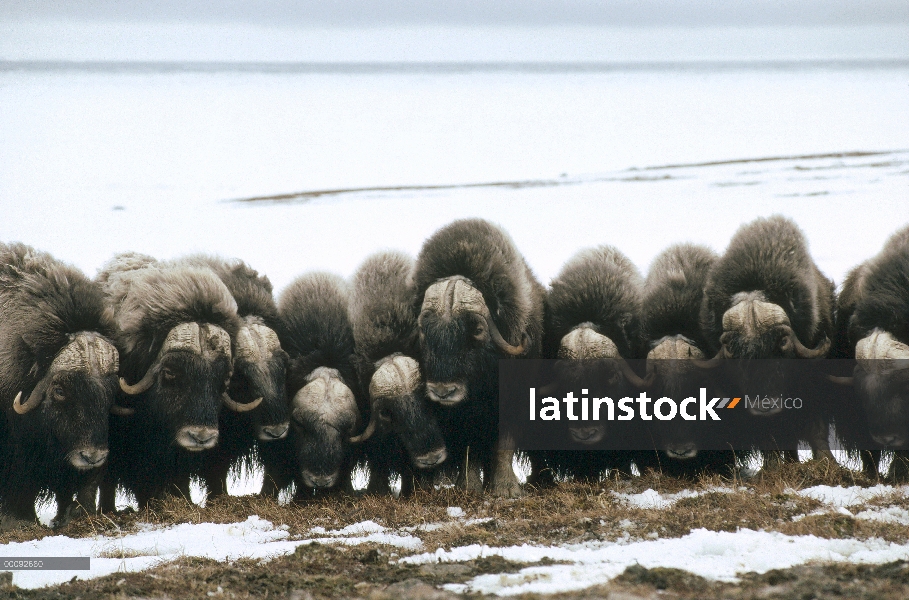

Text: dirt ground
xmin=2 ymin=461 xmax=909 ymax=599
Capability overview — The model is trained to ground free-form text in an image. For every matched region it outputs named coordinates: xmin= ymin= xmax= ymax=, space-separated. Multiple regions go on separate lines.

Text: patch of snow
xmin=447 ymin=507 xmax=465 ymax=518
xmin=0 ymin=517 xmax=420 ymax=590
xmin=401 ymin=528 xmax=909 ymax=596
xmin=795 ymin=485 xmax=908 ymax=508
xmin=855 ymin=507 xmax=909 ymax=526
xmin=612 ymin=487 xmax=737 ymax=509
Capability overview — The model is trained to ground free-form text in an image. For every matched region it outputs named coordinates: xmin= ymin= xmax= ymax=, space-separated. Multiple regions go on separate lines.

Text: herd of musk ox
xmin=1 ymin=215 xmax=908 ymax=530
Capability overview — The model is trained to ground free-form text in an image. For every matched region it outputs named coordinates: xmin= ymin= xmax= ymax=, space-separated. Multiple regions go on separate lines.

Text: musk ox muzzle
xmin=176 ymin=425 xmax=220 ymax=451
xmin=568 ymin=425 xmax=605 ymax=445
xmin=66 ymin=447 xmax=110 ymax=471
xmin=13 ymin=332 xmax=121 ymax=417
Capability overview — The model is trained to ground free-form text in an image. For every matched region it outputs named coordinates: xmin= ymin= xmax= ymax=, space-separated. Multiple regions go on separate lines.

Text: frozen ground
xmin=7 ymin=484 xmax=909 ymax=593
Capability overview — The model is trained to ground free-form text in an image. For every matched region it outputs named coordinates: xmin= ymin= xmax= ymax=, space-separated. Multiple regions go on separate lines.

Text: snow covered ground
xmin=7 ymin=484 xmax=909 ymax=592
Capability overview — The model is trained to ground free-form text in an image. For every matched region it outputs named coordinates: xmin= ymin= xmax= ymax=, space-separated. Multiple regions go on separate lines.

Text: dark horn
xmin=222 ymin=393 xmax=263 ymax=413
xmin=487 ymin=317 xmax=529 ymax=356
xmin=12 ymin=384 xmax=45 ymax=415
xmin=617 ymin=358 xmax=654 ymax=388
xmin=350 ymin=410 xmax=379 ymax=444
xmin=120 ymin=367 xmax=157 ymax=395
xmin=792 ymin=334 xmax=831 ymax=359
xmin=693 ymin=347 xmax=727 ymax=369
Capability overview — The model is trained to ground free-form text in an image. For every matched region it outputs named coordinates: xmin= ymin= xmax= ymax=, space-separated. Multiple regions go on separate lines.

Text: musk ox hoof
xmin=490 ymin=478 xmax=525 ymax=498
xmin=51 ymin=503 xmax=90 ymax=529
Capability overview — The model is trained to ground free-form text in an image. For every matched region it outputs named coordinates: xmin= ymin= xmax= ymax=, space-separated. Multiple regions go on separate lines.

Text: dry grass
xmin=2 ymin=460 xmax=908 ymax=598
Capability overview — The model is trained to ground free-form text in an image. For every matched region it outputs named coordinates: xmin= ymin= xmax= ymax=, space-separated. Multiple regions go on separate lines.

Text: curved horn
xmin=779 ymin=326 xmax=830 ymax=358
xmin=617 ymin=358 xmax=654 ymax=388
xmin=110 ymin=404 xmax=135 ymax=416
xmin=350 ymin=411 xmax=379 ymax=443
xmin=826 ymin=374 xmax=854 ymax=386
xmin=487 ymin=318 xmax=529 ymax=356
xmin=119 ymin=368 xmax=156 ymax=395
xmin=222 ymin=393 xmax=263 ymax=413
xmin=12 ymin=386 xmax=44 ymax=415
xmin=693 ymin=347 xmax=727 ymax=369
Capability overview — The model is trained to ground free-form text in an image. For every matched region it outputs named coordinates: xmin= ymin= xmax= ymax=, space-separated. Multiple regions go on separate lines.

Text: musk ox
xmin=412 ymin=218 xmax=544 ymax=497
xmin=348 ymin=251 xmax=447 ymax=495
xmin=180 ymin=256 xmax=290 ymax=499
xmin=699 ymin=215 xmax=836 ymax=464
xmin=640 ymin=243 xmax=738 ymax=477
xmin=277 ymin=273 xmax=363 ymax=495
xmin=830 ymin=225 xmax=909 ymax=480
xmin=96 ymin=254 xmax=244 ymax=509
xmin=532 ymin=246 xmax=650 ymax=483
xmin=0 ymin=242 xmax=122 ymax=529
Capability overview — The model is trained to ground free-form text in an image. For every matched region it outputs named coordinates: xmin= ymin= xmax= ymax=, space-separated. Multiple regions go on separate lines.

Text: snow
xmin=0 ymin=517 xmax=421 ymax=590
xmin=401 ymin=528 xmax=909 ymax=596
xmin=612 ymin=487 xmax=737 ymax=509
xmin=1 ymin=66 xmax=907 ymax=296
xmin=795 ymin=485 xmax=909 ymax=508
xmin=446 ymin=507 xmax=465 ymax=518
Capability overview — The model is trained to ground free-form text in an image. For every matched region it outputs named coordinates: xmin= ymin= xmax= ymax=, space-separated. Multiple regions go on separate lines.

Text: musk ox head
xmin=833 ymin=329 xmax=909 ymax=449
xmin=645 ymin=335 xmax=715 ymax=459
xmin=229 ymin=318 xmax=289 ymax=441
xmin=13 ymin=332 xmax=120 ymax=470
xmin=552 ymin=323 xmax=651 ymax=446
xmin=350 ymin=354 xmax=447 ymax=469
xmin=290 ymin=366 xmax=360 ymax=489
xmin=418 ymin=276 xmax=528 ymax=405
xmin=119 ymin=322 xmax=234 ymax=451
xmin=698 ymin=291 xmax=829 ymax=416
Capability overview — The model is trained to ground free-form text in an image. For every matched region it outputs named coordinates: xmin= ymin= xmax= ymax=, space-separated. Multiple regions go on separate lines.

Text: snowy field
xmin=5 ymin=484 xmax=909 ymax=592
xmin=1 ymin=40 xmax=909 ymax=595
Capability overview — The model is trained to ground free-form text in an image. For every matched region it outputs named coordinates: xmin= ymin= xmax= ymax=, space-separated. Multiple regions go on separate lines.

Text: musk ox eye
xmin=378 ymin=408 xmax=393 ymax=422
xmin=52 ymin=386 xmax=65 ymax=401
xmin=161 ymin=368 xmax=176 ymax=382
xmin=473 ymin=325 xmax=486 ymax=339
xmin=779 ymin=336 xmax=793 ymax=351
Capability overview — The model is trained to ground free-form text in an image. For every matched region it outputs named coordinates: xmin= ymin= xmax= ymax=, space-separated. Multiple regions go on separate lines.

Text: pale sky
xmin=3 ymin=0 xmax=908 ymax=26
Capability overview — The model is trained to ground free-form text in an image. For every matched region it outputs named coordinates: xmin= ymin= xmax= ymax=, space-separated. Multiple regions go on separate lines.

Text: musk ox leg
xmin=51 ymin=474 xmax=102 ymax=529
xmin=99 ymin=479 xmax=117 ymax=513
xmin=489 ymin=434 xmax=524 ymax=498
xmin=804 ymin=417 xmax=836 ymax=464
xmin=201 ymin=456 xmax=232 ymax=500
xmin=860 ymin=450 xmax=882 ymax=480
xmin=367 ymin=463 xmax=392 ymax=496
xmin=456 ymin=447 xmax=484 ymax=494
xmin=888 ymin=451 xmax=909 ymax=483
xmin=525 ymin=451 xmax=556 ymax=489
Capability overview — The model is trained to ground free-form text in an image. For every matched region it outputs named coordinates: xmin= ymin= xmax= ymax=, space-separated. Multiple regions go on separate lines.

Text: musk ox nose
xmin=425 ymin=382 xmax=467 ymax=405
xmin=666 ymin=443 xmax=698 ymax=459
xmin=176 ymin=426 xmax=219 ymax=451
xmin=70 ymin=448 xmax=109 ymax=470
xmin=301 ymin=470 xmax=338 ymax=489
xmin=413 ymin=447 xmax=448 ymax=469
xmin=872 ymin=434 xmax=906 ymax=448
xmin=569 ymin=426 xmax=605 ymax=445
xmin=258 ymin=422 xmax=290 ymax=441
